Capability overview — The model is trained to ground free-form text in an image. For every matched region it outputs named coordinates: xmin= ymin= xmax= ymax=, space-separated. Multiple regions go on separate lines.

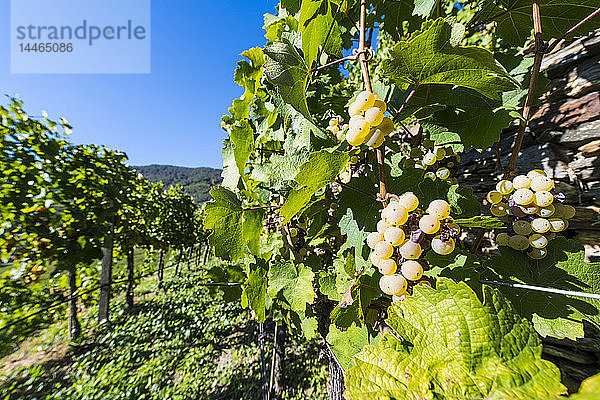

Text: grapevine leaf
xmin=454 ymin=215 xmax=504 ymax=228
xmin=243 ymin=209 xmax=265 ymax=256
xmin=413 ymin=0 xmax=438 ymax=17
xmin=326 ymin=324 xmax=372 ymax=371
xmin=267 ymin=260 xmax=316 ymax=312
xmin=279 ymin=150 xmax=349 ymax=223
xmin=569 ymin=373 xmax=600 ymax=399
xmin=204 ymin=187 xmax=244 ymax=261
xmin=483 ymin=237 xmax=600 ymax=339
xmin=243 ymin=260 xmax=268 ymax=322
xmin=264 ymin=41 xmax=311 ymax=119
xmin=489 ymin=0 xmax=600 ymax=47
xmin=301 ymin=317 xmax=319 ymax=339
xmin=381 ymin=18 xmax=517 ymax=100
xmin=339 ymin=208 xmax=366 ymax=256
xmin=230 ymin=120 xmax=255 ymax=176
xmin=220 ymin=139 xmax=240 ymax=190
xmin=338 ymin=175 xmax=380 ymax=232
xmin=204 ymin=187 xmax=265 ymax=261
xmin=319 ymin=272 xmax=341 ymax=301
xmin=330 ymin=273 xmax=380 ymax=329
xmin=299 ymin=0 xmax=342 ymax=68
xmin=345 ymin=278 xmax=566 ymax=399
xmin=377 ymin=0 xmax=422 ymax=37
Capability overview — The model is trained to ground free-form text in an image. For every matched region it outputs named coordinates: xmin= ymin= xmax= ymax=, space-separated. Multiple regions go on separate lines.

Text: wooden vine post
xmin=98 ymin=227 xmax=114 ymax=323
xmin=68 ymin=269 xmax=81 ymax=339
xmin=126 ymin=248 xmax=135 ymax=309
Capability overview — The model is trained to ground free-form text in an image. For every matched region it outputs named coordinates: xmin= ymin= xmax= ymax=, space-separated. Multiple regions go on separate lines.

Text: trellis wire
xmin=481 ymin=280 xmax=600 ymax=300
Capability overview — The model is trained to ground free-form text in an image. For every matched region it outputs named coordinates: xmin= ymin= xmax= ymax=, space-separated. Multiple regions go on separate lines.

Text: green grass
xmin=0 ymin=266 xmax=328 ymax=399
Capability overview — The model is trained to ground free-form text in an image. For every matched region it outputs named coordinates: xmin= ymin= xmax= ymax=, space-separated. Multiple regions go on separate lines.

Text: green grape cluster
xmin=402 ymin=138 xmax=460 ymax=184
xmin=366 ymin=194 xmax=459 ymax=300
xmin=337 ymin=91 xmax=394 ymax=148
xmin=487 ymin=169 xmax=576 ymax=259
xmin=326 ymin=116 xmax=346 ymax=140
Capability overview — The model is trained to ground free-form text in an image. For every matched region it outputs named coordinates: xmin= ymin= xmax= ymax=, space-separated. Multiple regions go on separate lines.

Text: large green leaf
xmin=327 ymin=324 xmax=373 ymax=371
xmin=264 ymin=41 xmax=311 ymax=119
xmin=381 ymin=18 xmax=517 ymax=100
xmin=299 ymin=0 xmax=342 ymax=68
xmin=489 ymin=0 xmax=600 ymax=46
xmin=230 ymin=120 xmax=254 ymax=176
xmin=569 ymin=373 xmax=600 ymax=399
xmin=267 ymin=260 xmax=316 ymax=312
xmin=279 ymin=150 xmax=349 ymax=223
xmin=203 ymin=187 xmax=264 ymax=261
xmin=483 ymin=237 xmax=600 ymax=339
xmin=345 ymin=278 xmax=566 ymax=399
xmin=243 ymin=260 xmax=268 ymax=322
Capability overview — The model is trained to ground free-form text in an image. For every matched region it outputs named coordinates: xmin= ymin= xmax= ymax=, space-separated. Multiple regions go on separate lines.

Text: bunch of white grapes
xmin=366 ymin=194 xmax=460 ymax=300
xmin=327 ymin=116 xmax=346 ymax=140
xmin=487 ymin=169 xmax=576 ymax=259
xmin=402 ymin=138 xmax=460 ymax=184
xmin=343 ymin=91 xmax=394 ymax=148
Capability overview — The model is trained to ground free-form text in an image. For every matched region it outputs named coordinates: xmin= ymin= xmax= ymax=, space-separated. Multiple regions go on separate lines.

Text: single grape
xmin=508 ymin=235 xmax=530 ymax=251
xmin=490 ymin=202 xmax=509 ymax=217
xmin=379 ymin=274 xmax=407 ymax=296
xmin=422 ymin=138 xmax=434 ymax=149
xmin=382 ymin=203 xmax=409 ymax=226
xmin=495 ymin=232 xmax=510 ymax=246
xmin=346 ymin=128 xmax=364 ymax=146
xmin=366 ymin=232 xmax=383 ymax=249
xmin=376 ymin=117 xmax=394 ymax=136
xmin=349 ymin=118 xmax=370 ymax=138
xmin=327 ymin=125 xmax=340 ymax=135
xmin=401 ymin=260 xmax=423 ymax=281
xmin=364 ymin=107 xmax=384 ymax=126
xmin=513 ymin=188 xmax=535 ymax=205
xmin=434 ymin=146 xmax=446 ymax=161
xmin=373 ymin=99 xmax=387 ymax=112
xmin=563 ymin=205 xmax=576 ymax=219
xmin=299 ymin=248 xmax=308 ymax=257
xmin=348 ymin=101 xmax=362 ymax=117
xmin=530 ymin=176 xmax=554 ymax=192
xmin=336 ymin=130 xmax=344 ymax=141
xmin=512 ymin=175 xmax=531 ymax=189
xmin=423 ymin=152 xmax=437 ymax=166
xmin=378 ymin=258 xmax=397 ymax=275
xmin=531 ymin=218 xmax=551 ymax=233
xmin=513 ymin=220 xmax=532 ymax=235
xmin=447 ymin=177 xmax=458 ymax=185
xmin=350 ymin=155 xmax=359 ymax=164
xmin=428 ymin=199 xmax=451 ymax=220
xmin=430 ymin=236 xmax=455 ymax=255
xmin=486 ymin=191 xmax=503 ymax=204
xmin=368 ymin=131 xmax=385 ymax=148
xmin=328 ymin=118 xmax=339 ymax=127
xmin=527 ymin=169 xmax=547 ymax=179
xmin=377 ymin=219 xmax=391 ymax=234
xmin=528 ymin=247 xmax=548 ymax=259
xmin=529 ymin=233 xmax=548 ymax=249
xmin=496 ymin=180 xmax=514 ymax=195
xmin=370 ymin=252 xmax=382 ymax=267
xmin=424 ymin=172 xmax=436 ymax=180
xmin=537 ymin=204 xmax=555 ymax=218
xmin=419 ymin=214 xmax=441 ymax=234
xmin=355 ymin=91 xmax=376 ymax=111
xmin=399 ymin=193 xmax=419 ymax=212
xmin=548 ymin=218 xmax=568 ymax=232
xmin=534 ymin=191 xmax=554 ymax=207
xmin=374 ymin=241 xmax=393 ymax=258
xmin=447 ymin=162 xmax=455 ymax=168
xmin=399 ymin=241 xmax=422 ymax=259
xmin=289 ymin=228 xmax=298 ymax=237
xmin=384 ymin=226 xmax=405 ymax=246
xmin=436 ymin=167 xmax=451 ymax=180
xmin=552 ymin=203 xmax=565 ymax=218
xmin=519 ymin=204 xmax=539 ymax=215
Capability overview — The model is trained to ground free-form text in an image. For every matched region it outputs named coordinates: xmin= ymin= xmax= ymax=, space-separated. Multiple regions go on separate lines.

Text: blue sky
xmin=1 ymin=0 xmax=279 ymax=168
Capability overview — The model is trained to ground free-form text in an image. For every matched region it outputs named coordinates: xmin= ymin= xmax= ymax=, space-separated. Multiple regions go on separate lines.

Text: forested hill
xmin=134 ymin=165 xmax=222 ymax=204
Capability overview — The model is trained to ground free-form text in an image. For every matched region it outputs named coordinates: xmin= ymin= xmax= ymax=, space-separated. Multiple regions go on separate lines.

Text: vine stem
xmin=503 ymin=0 xmax=544 ymax=178
xmin=243 ymin=205 xmax=281 ymax=211
xmin=358 ymin=0 xmax=388 ymax=203
xmin=545 ymin=7 xmax=600 ymax=54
